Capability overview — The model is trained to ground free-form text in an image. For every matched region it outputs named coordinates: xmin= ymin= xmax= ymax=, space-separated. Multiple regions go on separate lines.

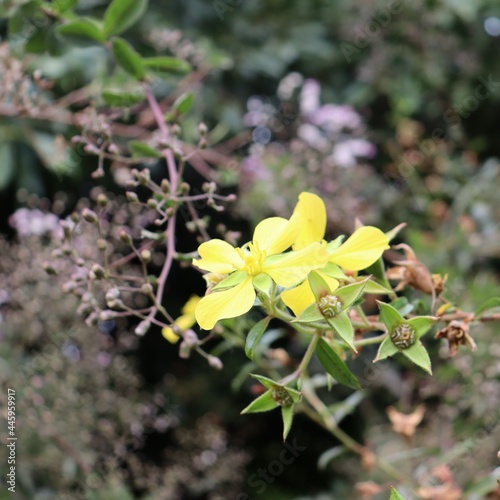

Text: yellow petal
xmin=162 ymin=327 xmax=180 ymax=344
xmin=292 ymin=192 xmax=327 ymax=250
xmin=195 ymin=276 xmax=255 ymax=330
xmin=328 ymin=226 xmax=389 ymax=271
xmin=193 ymin=239 xmax=244 ymax=274
xmin=175 ymin=313 xmax=195 ymax=331
xmin=281 ymin=280 xmax=316 ymax=317
xmin=317 ymin=271 xmax=340 ymax=294
xmin=263 ymin=242 xmax=328 ymax=288
xmin=253 ymin=216 xmax=299 ymax=255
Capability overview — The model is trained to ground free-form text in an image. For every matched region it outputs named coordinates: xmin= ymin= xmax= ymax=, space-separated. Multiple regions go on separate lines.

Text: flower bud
xmin=62 ymin=281 xmax=77 ymax=293
xmin=119 ymin=230 xmax=132 ymax=245
xmin=207 ymin=355 xmax=223 ymax=370
xmin=97 ymin=239 xmax=107 ymax=251
xmin=198 ymin=122 xmax=207 ymax=135
xmin=99 ymin=310 xmax=116 ymax=321
xmin=82 ymin=208 xmax=98 ymax=223
xmin=141 ymin=283 xmax=153 ymax=295
xmin=140 ymin=250 xmax=151 ymax=263
xmin=147 ymin=198 xmax=158 ymax=209
xmin=179 ymin=340 xmax=191 ymax=358
xmin=42 ymin=261 xmax=58 ymax=275
xmin=135 ymin=320 xmax=151 ymax=336
xmin=90 ymin=264 xmax=105 ymax=280
xmin=97 ymin=194 xmax=109 ymax=207
xmin=126 ymin=191 xmax=139 ymax=203
xmin=105 ymin=288 xmax=120 ymax=304
xmin=161 ymin=179 xmax=170 ymax=193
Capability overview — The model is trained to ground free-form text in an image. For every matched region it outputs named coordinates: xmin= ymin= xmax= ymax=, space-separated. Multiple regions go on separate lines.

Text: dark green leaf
xmin=327 ymin=311 xmax=356 ymax=352
xmin=102 ymin=90 xmax=144 ymax=107
xmin=129 ymin=141 xmax=163 ymax=158
xmin=172 ymin=92 xmax=194 ymax=115
xmin=249 ymin=374 xmax=277 ymax=390
xmin=245 ymin=316 xmax=271 ymax=360
xmin=103 ymin=0 xmax=148 ymax=37
xmin=143 ymin=56 xmax=192 ymax=74
xmin=316 ymin=338 xmax=361 ymax=389
xmin=111 ymin=37 xmax=145 ymax=80
xmin=57 ymin=19 xmax=105 ymax=43
xmin=378 ymin=301 xmax=404 ymax=333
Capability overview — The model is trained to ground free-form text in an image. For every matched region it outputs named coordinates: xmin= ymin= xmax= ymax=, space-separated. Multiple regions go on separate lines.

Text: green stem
xmin=354 ymin=332 xmax=388 ymax=347
xmin=279 ymin=333 xmax=319 ymax=385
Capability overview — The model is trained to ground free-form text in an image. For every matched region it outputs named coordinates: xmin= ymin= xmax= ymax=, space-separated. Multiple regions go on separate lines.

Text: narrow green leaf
xmin=385 ymin=222 xmax=407 ymax=242
xmin=407 ymin=316 xmax=436 ymax=339
xmin=294 ymin=303 xmax=325 ymax=323
xmin=245 ymin=317 xmax=271 ymax=360
xmin=374 ymin=336 xmax=398 ymax=362
xmin=57 ymin=19 xmax=105 ymax=43
xmin=365 ymin=256 xmax=392 ymax=290
xmin=102 ymin=90 xmax=144 ymax=107
xmin=212 ymin=271 xmax=246 ymax=291
xmin=327 ymin=311 xmax=356 ymax=352
xmin=363 ymin=279 xmax=393 ymax=295
xmin=172 ymin=92 xmax=194 ymax=115
xmin=143 ymin=56 xmax=192 ymax=74
xmin=111 ymin=37 xmax=145 ymax=80
xmin=321 ymin=262 xmax=348 ymax=280
xmin=378 ymin=301 xmax=405 ymax=333
xmin=475 ymin=297 xmax=500 ymax=316
xmin=241 ymin=390 xmax=279 ymax=414
xmin=401 ymin=342 xmax=432 ymax=374
xmin=129 ymin=141 xmax=163 ymax=158
xmin=281 ymin=405 xmax=294 ymax=441
xmin=103 ymin=0 xmax=148 ymax=37
xmin=316 ymin=338 xmax=361 ymax=390
xmin=390 ymin=487 xmax=405 ymax=500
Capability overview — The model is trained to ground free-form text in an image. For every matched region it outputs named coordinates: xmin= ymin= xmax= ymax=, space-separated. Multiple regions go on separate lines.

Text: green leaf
xmin=390 ymin=487 xmax=405 ymax=500
xmin=378 ymin=301 xmax=405 ymax=333
xmin=245 ymin=316 xmax=271 ymax=360
xmin=401 ymin=342 xmax=432 ymax=374
xmin=143 ymin=56 xmax=192 ymax=74
xmin=308 ymin=271 xmax=333 ymax=301
xmin=253 ymin=273 xmax=272 ymax=298
xmin=365 ymin=256 xmax=392 ymax=291
xmin=102 ymin=90 xmax=144 ymax=107
xmin=326 ymin=235 xmax=345 ymax=252
xmin=281 ymin=405 xmax=294 ymax=441
xmin=172 ymin=92 xmax=194 ymax=115
xmin=385 ymin=222 xmax=407 ymax=242
xmin=390 ymin=296 xmax=414 ymax=316
xmin=334 ymin=280 xmax=367 ymax=309
xmin=327 ymin=311 xmax=356 ymax=352
xmin=374 ymin=336 xmax=398 ymax=362
xmin=407 ymin=316 xmax=436 ymax=339
xmin=475 ymin=297 xmax=500 ymax=316
xmin=316 ymin=338 xmax=361 ymax=390
xmin=57 ymin=19 xmax=105 ymax=43
xmin=321 ymin=262 xmax=348 ymax=280
xmin=240 ymin=390 xmax=279 ymax=414
xmin=111 ymin=37 xmax=145 ymax=80
xmin=129 ymin=141 xmax=163 ymax=158
xmin=103 ymin=0 xmax=148 ymax=37
xmin=363 ymin=279 xmax=393 ymax=295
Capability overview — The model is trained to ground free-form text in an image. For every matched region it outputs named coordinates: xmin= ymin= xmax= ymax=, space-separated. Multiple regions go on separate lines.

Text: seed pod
xmin=272 ymin=386 xmax=294 ymax=407
xmin=391 ymin=323 xmax=416 ymax=349
xmin=318 ymin=295 xmax=343 ymax=318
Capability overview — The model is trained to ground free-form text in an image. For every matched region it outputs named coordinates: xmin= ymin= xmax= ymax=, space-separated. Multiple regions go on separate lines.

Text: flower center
xmin=237 ymin=242 xmax=266 ymax=276
xmin=391 ymin=323 xmax=416 ymax=349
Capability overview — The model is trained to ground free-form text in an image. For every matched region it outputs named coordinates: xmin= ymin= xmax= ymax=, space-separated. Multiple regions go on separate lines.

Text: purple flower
xmin=331 ymin=139 xmax=377 ymax=168
xmin=9 ymin=208 xmax=61 ymax=238
xmin=300 ymin=79 xmax=321 ymax=116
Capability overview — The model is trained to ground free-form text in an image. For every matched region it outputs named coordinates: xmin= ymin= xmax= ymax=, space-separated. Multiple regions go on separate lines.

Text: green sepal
xmin=308 ymin=271 xmax=332 ymax=301
xmin=172 ymin=92 xmax=194 ymax=115
xmin=327 ymin=311 xmax=356 ymax=352
xmin=320 ymin=262 xmax=348 ymax=280
xmin=401 ymin=342 xmax=432 ymax=374
xmin=143 ymin=56 xmax=192 ymax=74
xmin=245 ymin=316 xmax=271 ymax=360
xmin=129 ymin=141 xmax=163 ymax=158
xmin=363 ymin=278 xmax=393 ymax=295
xmin=111 ymin=37 xmax=145 ymax=80
xmin=334 ymin=280 xmax=368 ymax=310
xmin=326 ymin=235 xmax=345 ymax=252
xmin=364 ymin=256 xmax=392 ymax=291
xmin=103 ymin=0 xmax=148 ymax=37
xmin=281 ymin=405 xmax=294 ymax=441
xmin=294 ymin=303 xmax=325 ymax=323
xmin=374 ymin=336 xmax=399 ymax=362
xmin=316 ymin=338 xmax=361 ymax=390
xmin=240 ymin=390 xmax=279 ymax=414
xmin=56 ymin=18 xmax=105 ymax=43
xmin=407 ymin=316 xmax=436 ymax=339
xmin=249 ymin=374 xmax=276 ymax=390
xmin=378 ymin=301 xmax=405 ymax=333
xmin=253 ymin=273 xmax=273 ymax=298
xmin=385 ymin=222 xmax=407 ymax=242
xmin=212 ymin=271 xmax=246 ymax=290
xmin=390 ymin=487 xmax=406 ymax=500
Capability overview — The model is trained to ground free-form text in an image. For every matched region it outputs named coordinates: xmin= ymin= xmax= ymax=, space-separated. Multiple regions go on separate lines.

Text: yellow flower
xmin=162 ymin=295 xmax=201 ymax=343
xmin=193 ymin=215 xmax=328 ymax=330
xmin=281 ymin=192 xmax=390 ymax=316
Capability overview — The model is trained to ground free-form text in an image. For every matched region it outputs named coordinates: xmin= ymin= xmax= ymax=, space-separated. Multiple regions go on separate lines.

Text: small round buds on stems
xmin=82 ymin=208 xmax=98 ymax=223
xmin=135 ymin=320 xmax=151 ymax=336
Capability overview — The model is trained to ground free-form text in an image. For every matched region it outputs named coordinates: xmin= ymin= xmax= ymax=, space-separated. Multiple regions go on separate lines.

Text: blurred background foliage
xmin=1 ymin=0 xmax=500 ymax=498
